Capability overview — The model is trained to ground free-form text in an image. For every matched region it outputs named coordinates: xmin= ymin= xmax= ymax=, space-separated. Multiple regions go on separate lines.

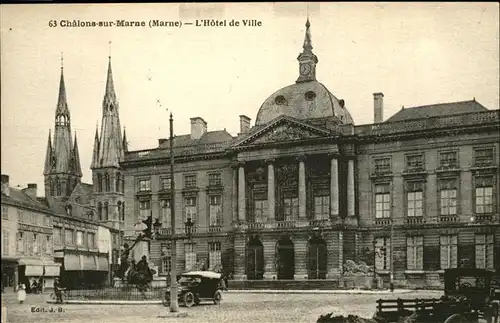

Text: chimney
xmin=190 ymin=117 xmax=207 ymax=140
xmin=239 ymin=115 xmax=251 ymax=134
xmin=24 ymin=183 xmax=37 ymax=200
xmin=373 ymin=92 xmax=384 ymax=123
xmin=1 ymin=174 xmax=10 ymax=197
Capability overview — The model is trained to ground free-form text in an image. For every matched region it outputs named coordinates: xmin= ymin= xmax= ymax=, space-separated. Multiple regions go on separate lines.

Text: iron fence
xmin=65 ymin=286 xmax=165 ymax=300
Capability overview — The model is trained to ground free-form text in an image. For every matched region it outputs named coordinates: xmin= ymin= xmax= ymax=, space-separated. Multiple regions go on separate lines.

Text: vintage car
xmin=375 ymin=268 xmax=499 ymax=323
xmin=162 ymin=271 xmax=225 ymax=308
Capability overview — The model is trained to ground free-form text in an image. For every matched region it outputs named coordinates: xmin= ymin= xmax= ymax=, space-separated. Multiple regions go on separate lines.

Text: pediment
xmin=234 ymin=116 xmax=332 ymax=147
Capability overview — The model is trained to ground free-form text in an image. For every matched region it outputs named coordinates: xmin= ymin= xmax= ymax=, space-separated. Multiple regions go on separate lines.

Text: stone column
xmin=238 ymin=163 xmax=246 ymax=222
xmin=232 ymin=164 xmax=238 ymax=223
xmin=347 ymin=159 xmax=355 ymax=217
xmin=330 ymin=156 xmax=339 ymax=218
xmin=298 ymin=155 xmax=306 ymax=219
xmin=267 ymin=160 xmax=275 ymax=222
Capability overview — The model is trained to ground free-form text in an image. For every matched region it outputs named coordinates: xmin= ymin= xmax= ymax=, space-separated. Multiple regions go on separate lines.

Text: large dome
xmin=255 ymin=80 xmax=354 ymax=126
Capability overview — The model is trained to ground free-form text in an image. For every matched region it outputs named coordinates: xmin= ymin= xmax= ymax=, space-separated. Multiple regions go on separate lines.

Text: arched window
xmin=50 ymin=181 xmax=56 ymax=196
xmin=97 ymin=174 xmax=103 ymax=192
xmin=97 ymin=203 xmax=102 ymax=221
xmin=105 ymin=174 xmax=110 ymax=192
xmin=117 ymin=201 xmax=122 ymax=222
xmin=116 ymin=173 xmax=121 ymax=193
xmin=56 ymin=179 xmax=61 ymax=196
xmin=104 ymin=202 xmax=109 ymax=220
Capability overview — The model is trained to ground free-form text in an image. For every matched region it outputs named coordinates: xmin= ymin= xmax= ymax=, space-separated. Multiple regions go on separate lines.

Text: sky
xmin=1 ymin=2 xmax=499 ymax=197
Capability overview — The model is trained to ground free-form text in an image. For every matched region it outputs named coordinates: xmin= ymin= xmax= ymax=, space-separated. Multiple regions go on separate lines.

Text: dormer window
xmin=275 ymin=95 xmax=287 ymax=105
xmin=305 ymin=91 xmax=316 ymax=101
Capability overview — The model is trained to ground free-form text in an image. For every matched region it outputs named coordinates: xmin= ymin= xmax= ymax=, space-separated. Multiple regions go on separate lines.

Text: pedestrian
xmin=54 ymin=278 xmax=64 ymax=304
xmin=17 ymin=283 xmax=26 ymax=304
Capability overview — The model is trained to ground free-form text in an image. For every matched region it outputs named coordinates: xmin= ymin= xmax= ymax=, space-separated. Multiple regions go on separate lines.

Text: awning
xmin=18 ymin=258 xmax=44 ymax=276
xmin=44 ymin=265 xmax=60 ymax=277
xmin=43 ymin=261 xmax=61 ymax=277
xmin=26 ymin=266 xmax=44 ymax=276
xmin=82 ymin=255 xmax=97 ymax=271
xmin=64 ymin=254 xmax=81 ymax=271
xmin=96 ymin=257 xmax=109 ymax=271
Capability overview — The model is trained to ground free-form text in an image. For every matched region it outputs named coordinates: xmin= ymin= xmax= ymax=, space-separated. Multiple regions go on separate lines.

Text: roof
xmin=157 ymin=130 xmax=234 ymax=149
xmin=181 ymin=271 xmax=222 ymax=279
xmin=1 ymin=186 xmax=51 ymax=212
xmin=385 ymin=100 xmax=488 ymax=122
xmin=255 ymin=81 xmax=354 ymax=126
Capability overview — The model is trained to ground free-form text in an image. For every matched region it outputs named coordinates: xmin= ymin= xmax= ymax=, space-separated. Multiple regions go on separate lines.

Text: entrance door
xmin=246 ymin=238 xmax=264 ymax=280
xmin=276 ymin=237 xmax=295 ymax=280
xmin=308 ymin=238 xmax=327 ymax=279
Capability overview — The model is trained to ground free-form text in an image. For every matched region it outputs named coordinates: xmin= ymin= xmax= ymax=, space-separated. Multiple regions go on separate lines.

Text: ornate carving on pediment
xmin=252 ymin=124 xmax=320 ymax=144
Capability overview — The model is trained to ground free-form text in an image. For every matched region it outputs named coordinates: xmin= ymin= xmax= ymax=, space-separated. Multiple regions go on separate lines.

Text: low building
xmin=1 ymin=175 xmax=60 ymax=291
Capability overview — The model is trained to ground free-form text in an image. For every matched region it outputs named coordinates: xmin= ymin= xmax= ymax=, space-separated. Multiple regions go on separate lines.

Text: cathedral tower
xmin=44 ymin=60 xmax=82 ymax=198
xmin=91 ymin=56 xmax=125 ymax=229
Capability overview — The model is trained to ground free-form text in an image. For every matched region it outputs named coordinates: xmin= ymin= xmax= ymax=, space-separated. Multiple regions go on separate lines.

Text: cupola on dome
xmin=254 ymin=19 xmax=353 ymax=126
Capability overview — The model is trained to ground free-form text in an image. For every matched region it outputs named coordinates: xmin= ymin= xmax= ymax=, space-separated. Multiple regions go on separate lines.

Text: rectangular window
xmin=475 ymin=177 xmax=494 ymax=214
xmin=283 ymin=197 xmax=299 ymax=221
xmin=160 ymin=199 xmax=171 ymax=228
xmin=406 ymin=154 xmax=424 ymax=171
xmin=475 ymin=234 xmax=494 ymax=269
xmin=440 ymin=235 xmax=458 ymax=269
xmin=139 ymin=200 xmax=151 ymax=221
xmin=87 ymin=232 xmax=95 ymax=248
xmin=160 ymin=177 xmax=171 ymax=191
xmin=375 ymin=184 xmax=391 ymax=219
xmin=314 ymin=195 xmax=330 ymax=220
xmin=46 ymin=235 xmax=52 ymax=255
xmin=374 ymin=157 xmax=391 ymax=174
xmin=161 ymin=243 xmax=171 ymax=274
xmin=374 ymin=237 xmax=391 ymax=271
xmin=1 ymin=206 xmax=8 ymax=220
xmin=24 ymin=232 xmax=30 ymax=254
xmin=2 ymin=229 xmax=9 ymax=255
xmin=475 ymin=148 xmax=494 ymax=167
xmin=406 ymin=236 xmax=423 ymax=270
xmin=406 ymin=181 xmax=423 ymax=217
xmin=184 ymin=197 xmax=197 ymax=225
xmin=439 ymin=151 xmax=458 ymax=169
xmin=208 ymin=173 xmax=222 ymax=186
xmin=76 ymin=231 xmax=84 ymax=246
xmin=439 ymin=179 xmax=458 ymax=216
xmin=184 ymin=243 xmax=197 ymax=271
xmin=53 ymin=227 xmax=62 ymax=245
xmin=16 ymin=232 xmax=24 ymax=254
xmin=184 ymin=175 xmax=197 ymax=189
xmin=17 ymin=209 xmax=24 ymax=223
xmin=138 ymin=179 xmax=151 ymax=192
xmin=208 ymin=241 xmax=222 ymax=271
xmin=209 ymin=195 xmax=222 ymax=226
xmin=253 ymin=200 xmax=268 ymax=223
xmin=33 ymin=233 xmax=40 ymax=255
xmin=65 ymin=229 xmax=74 ymax=245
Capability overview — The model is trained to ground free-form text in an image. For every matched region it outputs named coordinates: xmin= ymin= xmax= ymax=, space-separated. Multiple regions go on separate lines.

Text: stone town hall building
xmin=118 ymin=20 xmax=500 ymax=287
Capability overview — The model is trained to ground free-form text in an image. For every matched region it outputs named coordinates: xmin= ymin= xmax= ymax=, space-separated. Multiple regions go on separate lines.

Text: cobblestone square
xmin=2 ymin=291 xmax=442 ymax=323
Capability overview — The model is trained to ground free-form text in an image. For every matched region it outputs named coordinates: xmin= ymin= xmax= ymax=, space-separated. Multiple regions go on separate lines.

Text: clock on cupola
xmin=296 ymin=18 xmax=318 ymax=83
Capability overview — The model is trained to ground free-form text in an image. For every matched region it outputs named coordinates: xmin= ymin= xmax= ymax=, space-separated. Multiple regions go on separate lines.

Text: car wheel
xmin=183 ymin=292 xmax=195 ymax=307
xmin=213 ymin=290 xmax=222 ymax=305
